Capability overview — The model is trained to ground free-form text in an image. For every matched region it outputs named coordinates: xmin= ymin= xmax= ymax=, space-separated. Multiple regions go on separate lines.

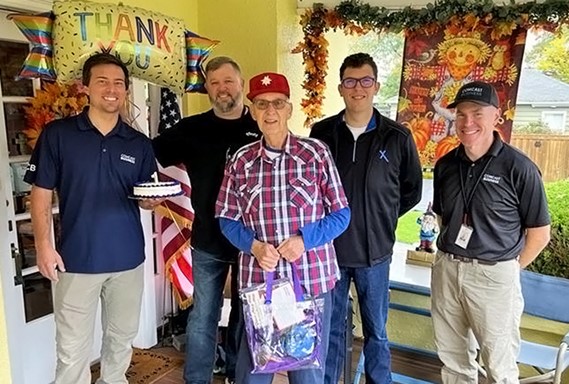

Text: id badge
xmin=455 ymin=224 xmax=473 ymax=249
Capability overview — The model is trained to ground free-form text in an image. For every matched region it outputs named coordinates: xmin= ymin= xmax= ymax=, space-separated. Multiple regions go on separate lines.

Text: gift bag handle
xmin=265 ymin=262 xmax=304 ymax=304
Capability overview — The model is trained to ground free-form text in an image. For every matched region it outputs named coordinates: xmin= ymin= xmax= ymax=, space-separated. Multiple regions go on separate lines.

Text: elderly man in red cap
xmin=215 ymin=72 xmax=351 ymax=383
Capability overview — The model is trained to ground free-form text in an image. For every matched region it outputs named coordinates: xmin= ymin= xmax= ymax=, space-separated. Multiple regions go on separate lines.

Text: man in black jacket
xmin=310 ymin=53 xmax=422 ymax=384
xmin=153 ymin=56 xmax=261 ymax=384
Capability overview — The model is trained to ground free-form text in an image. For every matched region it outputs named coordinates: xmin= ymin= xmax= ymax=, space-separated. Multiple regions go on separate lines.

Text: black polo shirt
xmin=24 ymin=111 xmax=157 ymax=273
xmin=152 ymin=108 xmax=261 ymax=258
xmin=433 ymin=132 xmax=550 ymax=261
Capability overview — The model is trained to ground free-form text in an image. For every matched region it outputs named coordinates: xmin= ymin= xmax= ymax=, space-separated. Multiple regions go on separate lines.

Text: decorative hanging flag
xmin=155 ymin=87 xmax=194 ymax=309
xmin=397 ymin=25 xmax=526 ymax=166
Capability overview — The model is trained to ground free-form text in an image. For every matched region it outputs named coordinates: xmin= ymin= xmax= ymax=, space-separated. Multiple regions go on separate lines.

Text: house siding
xmin=513 ymin=105 xmax=569 ymax=133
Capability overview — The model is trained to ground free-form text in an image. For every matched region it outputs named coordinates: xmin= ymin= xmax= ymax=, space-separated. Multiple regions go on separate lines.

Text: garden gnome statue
xmin=416 ymin=203 xmax=438 ymax=253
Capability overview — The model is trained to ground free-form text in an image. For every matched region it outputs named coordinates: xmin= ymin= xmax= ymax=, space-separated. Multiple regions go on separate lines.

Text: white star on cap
xmin=261 ymin=75 xmax=272 ymax=86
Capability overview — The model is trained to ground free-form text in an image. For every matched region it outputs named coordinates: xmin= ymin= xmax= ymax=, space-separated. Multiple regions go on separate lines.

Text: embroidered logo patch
xmin=378 ymin=150 xmax=389 ymax=163
xmin=483 ymin=174 xmax=501 ymax=184
xmin=120 ymin=154 xmax=136 ymax=164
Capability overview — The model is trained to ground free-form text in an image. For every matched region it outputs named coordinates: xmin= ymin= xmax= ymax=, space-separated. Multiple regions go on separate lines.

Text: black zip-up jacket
xmin=310 ymin=109 xmax=422 ymax=266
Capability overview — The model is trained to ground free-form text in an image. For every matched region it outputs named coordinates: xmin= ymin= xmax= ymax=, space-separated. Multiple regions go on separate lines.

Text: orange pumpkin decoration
xmin=412 ymin=128 xmax=430 ymax=151
xmin=403 ymin=114 xmax=432 ymax=151
xmin=407 ymin=115 xmax=432 ymax=135
xmin=435 ymin=135 xmax=460 ymax=161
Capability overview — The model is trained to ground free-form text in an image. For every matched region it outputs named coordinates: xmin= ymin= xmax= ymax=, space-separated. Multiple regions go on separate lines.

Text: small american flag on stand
xmin=156 ymin=87 xmax=194 ymax=309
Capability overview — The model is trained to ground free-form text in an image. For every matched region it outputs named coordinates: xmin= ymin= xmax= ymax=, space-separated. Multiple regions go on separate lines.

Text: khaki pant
xmin=431 ymin=252 xmax=523 ymax=384
xmin=54 ymin=264 xmax=144 ymax=384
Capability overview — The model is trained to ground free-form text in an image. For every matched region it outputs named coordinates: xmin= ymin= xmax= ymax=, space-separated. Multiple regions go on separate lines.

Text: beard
xmin=210 ymin=91 xmax=241 ymax=113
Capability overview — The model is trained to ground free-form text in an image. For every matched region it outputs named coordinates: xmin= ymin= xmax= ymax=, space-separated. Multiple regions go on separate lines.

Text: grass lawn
xmin=395 ymin=210 xmax=423 ymax=244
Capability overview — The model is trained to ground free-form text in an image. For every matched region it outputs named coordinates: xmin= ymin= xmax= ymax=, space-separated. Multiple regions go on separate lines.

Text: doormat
xmin=91 ymin=348 xmax=184 ymax=384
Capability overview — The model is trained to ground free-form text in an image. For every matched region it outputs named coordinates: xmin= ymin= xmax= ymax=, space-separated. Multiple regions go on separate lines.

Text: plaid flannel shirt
xmin=216 ymin=134 xmax=348 ymax=296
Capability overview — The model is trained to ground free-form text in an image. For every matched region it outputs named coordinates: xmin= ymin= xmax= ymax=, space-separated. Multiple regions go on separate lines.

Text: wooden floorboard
xmin=153 ymin=338 xmax=443 ymax=383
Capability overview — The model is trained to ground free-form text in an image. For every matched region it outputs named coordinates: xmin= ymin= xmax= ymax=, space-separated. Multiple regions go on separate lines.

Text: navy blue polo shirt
xmin=433 ymin=132 xmax=550 ymax=261
xmin=24 ymin=110 xmax=157 ymax=273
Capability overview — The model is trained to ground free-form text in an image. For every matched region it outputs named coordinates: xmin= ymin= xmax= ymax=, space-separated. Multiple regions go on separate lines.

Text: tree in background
xmin=349 ymin=32 xmax=404 ymax=102
xmin=526 ymin=25 xmax=569 ymax=83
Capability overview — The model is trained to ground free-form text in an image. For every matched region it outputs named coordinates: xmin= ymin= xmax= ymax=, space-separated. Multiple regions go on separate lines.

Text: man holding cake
xmin=216 ymin=72 xmax=350 ymax=383
xmin=24 ymin=53 xmax=159 ymax=384
xmin=152 ymin=56 xmax=261 ymax=384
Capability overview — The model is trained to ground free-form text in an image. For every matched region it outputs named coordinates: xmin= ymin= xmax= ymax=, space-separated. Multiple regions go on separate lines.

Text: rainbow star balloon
xmin=8 ymin=12 xmax=57 ymax=81
xmin=185 ymin=31 xmax=219 ymax=93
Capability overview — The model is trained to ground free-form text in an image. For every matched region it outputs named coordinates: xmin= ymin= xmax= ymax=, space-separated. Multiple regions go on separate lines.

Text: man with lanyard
xmin=432 ymin=81 xmax=551 ymax=383
xmin=310 ymin=52 xmax=423 ymax=384
xmin=152 ymin=57 xmax=261 ymax=384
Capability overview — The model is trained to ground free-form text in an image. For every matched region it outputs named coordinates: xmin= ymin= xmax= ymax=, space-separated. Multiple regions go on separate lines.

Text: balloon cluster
xmin=8 ymin=0 xmax=219 ymax=93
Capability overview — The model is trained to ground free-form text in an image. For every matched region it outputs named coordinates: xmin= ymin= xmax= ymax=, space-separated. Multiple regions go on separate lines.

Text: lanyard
xmin=458 ymin=156 xmax=493 ymax=225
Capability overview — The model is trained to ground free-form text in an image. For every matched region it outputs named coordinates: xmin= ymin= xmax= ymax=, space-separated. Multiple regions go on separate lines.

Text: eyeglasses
xmin=341 ymin=76 xmax=376 ymax=89
xmin=252 ymin=99 xmax=289 ymax=110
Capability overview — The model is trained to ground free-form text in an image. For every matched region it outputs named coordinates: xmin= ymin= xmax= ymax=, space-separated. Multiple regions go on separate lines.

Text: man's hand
xmin=138 ymin=197 xmax=166 ymax=210
xmin=251 ymin=240 xmax=281 ymax=272
xmin=36 ymin=245 xmax=65 ymax=282
xmin=277 ymin=235 xmax=305 ymax=263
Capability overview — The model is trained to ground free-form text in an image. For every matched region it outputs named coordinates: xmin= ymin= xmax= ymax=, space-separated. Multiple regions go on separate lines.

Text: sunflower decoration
xmin=23 ymin=81 xmax=89 ymax=149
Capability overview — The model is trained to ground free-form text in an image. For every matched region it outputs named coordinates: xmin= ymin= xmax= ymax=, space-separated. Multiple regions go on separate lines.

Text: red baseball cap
xmin=247 ymin=72 xmax=290 ymax=101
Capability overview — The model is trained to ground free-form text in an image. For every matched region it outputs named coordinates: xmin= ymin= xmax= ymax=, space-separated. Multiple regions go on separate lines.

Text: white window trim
xmin=541 ymin=110 xmax=567 ymax=133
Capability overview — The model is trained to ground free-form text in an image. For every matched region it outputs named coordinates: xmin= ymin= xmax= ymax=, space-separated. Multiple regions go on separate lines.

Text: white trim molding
xmin=0 ymin=0 xmax=53 ymax=13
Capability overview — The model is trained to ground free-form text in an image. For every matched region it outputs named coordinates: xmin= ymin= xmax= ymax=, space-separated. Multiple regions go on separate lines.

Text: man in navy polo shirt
xmin=432 ymin=81 xmax=551 ymax=383
xmin=25 ymin=53 xmax=159 ymax=384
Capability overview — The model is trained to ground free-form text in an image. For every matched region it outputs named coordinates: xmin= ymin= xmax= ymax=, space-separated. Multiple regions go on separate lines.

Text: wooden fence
xmin=510 ymin=134 xmax=569 ymax=182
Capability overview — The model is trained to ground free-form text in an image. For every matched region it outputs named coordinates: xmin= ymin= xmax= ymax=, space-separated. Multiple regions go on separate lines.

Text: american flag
xmin=155 ymin=87 xmax=194 ymax=309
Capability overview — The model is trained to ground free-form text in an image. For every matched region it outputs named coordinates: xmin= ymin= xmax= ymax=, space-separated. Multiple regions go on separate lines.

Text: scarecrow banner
xmin=397 ymin=25 xmax=526 ymax=166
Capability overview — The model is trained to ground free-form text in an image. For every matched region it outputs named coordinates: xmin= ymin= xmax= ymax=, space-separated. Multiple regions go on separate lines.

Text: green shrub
xmin=527 ymin=179 xmax=569 ymax=278
xmin=514 ymin=121 xmax=554 ymax=134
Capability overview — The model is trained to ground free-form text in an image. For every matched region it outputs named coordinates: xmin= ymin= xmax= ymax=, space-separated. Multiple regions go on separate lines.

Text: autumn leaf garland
xmin=293 ymin=0 xmax=569 ymax=127
xmin=23 ymin=82 xmax=88 ymax=149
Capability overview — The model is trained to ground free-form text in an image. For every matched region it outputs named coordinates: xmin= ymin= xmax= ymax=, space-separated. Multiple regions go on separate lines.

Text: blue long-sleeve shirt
xmin=219 ymin=207 xmax=351 ymax=253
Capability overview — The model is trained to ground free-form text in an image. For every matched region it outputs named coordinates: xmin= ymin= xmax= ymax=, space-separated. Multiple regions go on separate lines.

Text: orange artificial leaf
xmin=23 ymin=81 xmax=88 ymax=149
xmin=491 ymin=21 xmax=517 ymax=40
xmin=463 ymin=14 xmax=480 ymax=30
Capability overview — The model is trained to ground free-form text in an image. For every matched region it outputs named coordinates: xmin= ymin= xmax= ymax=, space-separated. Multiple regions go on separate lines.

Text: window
xmin=541 ymin=111 xmax=566 ymax=133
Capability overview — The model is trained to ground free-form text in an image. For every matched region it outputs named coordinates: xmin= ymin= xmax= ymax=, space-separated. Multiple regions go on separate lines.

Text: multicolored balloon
xmin=8 ymin=0 xmax=219 ymax=93
xmin=185 ymin=31 xmax=219 ymax=93
xmin=52 ymin=0 xmax=187 ymax=92
xmin=7 ymin=12 xmax=56 ymax=81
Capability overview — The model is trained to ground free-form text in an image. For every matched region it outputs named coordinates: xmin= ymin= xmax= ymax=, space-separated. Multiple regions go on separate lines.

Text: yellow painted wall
xmin=195 ymin=0 xmax=349 ymax=132
xmin=196 ymin=0 xmax=279 ymax=113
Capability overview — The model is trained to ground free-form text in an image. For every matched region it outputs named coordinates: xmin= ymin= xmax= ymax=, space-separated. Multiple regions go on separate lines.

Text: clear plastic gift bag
xmin=240 ymin=263 xmax=324 ymax=374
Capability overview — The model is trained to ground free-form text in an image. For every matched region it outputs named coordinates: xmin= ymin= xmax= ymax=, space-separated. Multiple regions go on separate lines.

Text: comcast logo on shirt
xmin=120 ymin=154 xmax=136 ymax=164
xmin=483 ymin=174 xmax=501 ymax=184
